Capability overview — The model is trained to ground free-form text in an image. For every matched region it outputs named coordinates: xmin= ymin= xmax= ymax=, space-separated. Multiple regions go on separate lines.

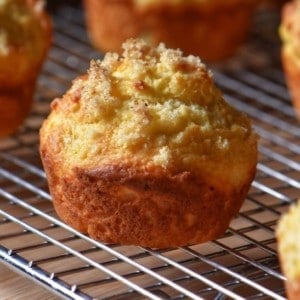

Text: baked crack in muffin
xmin=0 ymin=0 xmax=52 ymax=137
xmin=84 ymin=0 xmax=259 ymax=62
xmin=277 ymin=200 xmax=300 ymax=300
xmin=40 ymin=39 xmax=258 ymax=248
xmin=280 ymin=0 xmax=300 ymax=120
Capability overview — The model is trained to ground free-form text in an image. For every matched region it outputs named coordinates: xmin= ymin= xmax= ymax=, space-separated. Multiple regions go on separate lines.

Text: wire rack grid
xmin=0 ymin=2 xmax=299 ymax=300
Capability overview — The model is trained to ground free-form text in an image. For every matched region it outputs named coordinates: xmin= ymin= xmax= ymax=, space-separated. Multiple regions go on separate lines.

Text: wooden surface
xmin=0 ymin=263 xmax=61 ymax=300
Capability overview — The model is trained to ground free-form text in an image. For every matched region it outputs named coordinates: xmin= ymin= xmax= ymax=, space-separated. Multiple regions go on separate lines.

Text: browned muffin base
xmin=285 ymin=280 xmax=300 ymax=300
xmin=84 ymin=0 xmax=256 ymax=61
xmin=41 ymin=145 xmax=256 ymax=248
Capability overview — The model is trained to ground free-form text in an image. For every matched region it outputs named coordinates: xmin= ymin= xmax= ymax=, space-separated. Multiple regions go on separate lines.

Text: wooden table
xmin=0 ymin=263 xmax=61 ymax=299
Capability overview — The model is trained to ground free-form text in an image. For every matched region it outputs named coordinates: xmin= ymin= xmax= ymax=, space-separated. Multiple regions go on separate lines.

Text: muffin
xmin=0 ymin=0 xmax=52 ymax=138
xmin=40 ymin=39 xmax=258 ymax=248
xmin=83 ymin=0 xmax=259 ymax=62
xmin=280 ymin=0 xmax=300 ymax=120
xmin=277 ymin=200 xmax=300 ymax=300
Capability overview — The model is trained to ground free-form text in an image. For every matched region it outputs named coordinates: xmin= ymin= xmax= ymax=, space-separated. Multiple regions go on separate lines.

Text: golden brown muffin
xmin=84 ymin=0 xmax=259 ymax=62
xmin=277 ymin=200 xmax=300 ymax=300
xmin=40 ymin=39 xmax=258 ymax=248
xmin=280 ymin=0 xmax=300 ymax=120
xmin=0 ymin=0 xmax=52 ymax=138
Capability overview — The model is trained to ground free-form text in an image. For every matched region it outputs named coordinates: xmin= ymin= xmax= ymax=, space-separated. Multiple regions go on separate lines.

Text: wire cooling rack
xmin=0 ymin=2 xmax=299 ymax=299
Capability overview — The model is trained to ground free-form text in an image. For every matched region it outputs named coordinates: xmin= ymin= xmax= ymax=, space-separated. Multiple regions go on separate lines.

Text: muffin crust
xmin=277 ymin=200 xmax=300 ymax=300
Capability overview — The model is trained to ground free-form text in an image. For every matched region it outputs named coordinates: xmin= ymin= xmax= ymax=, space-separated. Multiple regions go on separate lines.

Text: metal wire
xmin=0 ymin=3 xmax=299 ymax=299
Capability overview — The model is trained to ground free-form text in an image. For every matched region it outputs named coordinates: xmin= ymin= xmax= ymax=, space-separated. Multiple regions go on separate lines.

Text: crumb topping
xmin=44 ymin=39 xmax=257 ymax=188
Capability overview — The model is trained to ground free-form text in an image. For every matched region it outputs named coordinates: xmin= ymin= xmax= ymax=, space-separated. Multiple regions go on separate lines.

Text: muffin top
xmin=280 ymin=0 xmax=300 ymax=62
xmin=277 ymin=200 xmax=300 ymax=280
xmin=41 ymin=39 xmax=257 ymax=190
xmin=0 ymin=0 xmax=51 ymax=86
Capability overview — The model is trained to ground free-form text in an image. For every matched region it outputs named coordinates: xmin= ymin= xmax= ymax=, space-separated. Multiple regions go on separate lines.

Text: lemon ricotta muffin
xmin=40 ymin=39 xmax=258 ymax=248
xmin=0 ymin=0 xmax=52 ymax=137
xmin=277 ymin=200 xmax=300 ymax=300
xmin=280 ymin=0 xmax=300 ymax=120
xmin=84 ymin=0 xmax=259 ymax=62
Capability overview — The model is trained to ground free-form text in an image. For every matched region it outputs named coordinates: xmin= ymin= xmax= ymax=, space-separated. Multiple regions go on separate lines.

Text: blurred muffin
xmin=0 ymin=0 xmax=52 ymax=138
xmin=40 ymin=39 xmax=258 ymax=248
xmin=83 ymin=0 xmax=259 ymax=62
xmin=280 ymin=0 xmax=300 ymax=120
xmin=277 ymin=200 xmax=300 ymax=300
xmin=259 ymin=0 xmax=287 ymax=8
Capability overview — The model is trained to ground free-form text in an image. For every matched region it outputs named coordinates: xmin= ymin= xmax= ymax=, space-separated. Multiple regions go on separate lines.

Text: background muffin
xmin=40 ymin=39 xmax=258 ymax=248
xmin=84 ymin=0 xmax=259 ymax=62
xmin=0 ymin=0 xmax=52 ymax=138
xmin=277 ymin=200 xmax=300 ymax=300
xmin=259 ymin=0 xmax=287 ymax=8
xmin=280 ymin=0 xmax=300 ymax=120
